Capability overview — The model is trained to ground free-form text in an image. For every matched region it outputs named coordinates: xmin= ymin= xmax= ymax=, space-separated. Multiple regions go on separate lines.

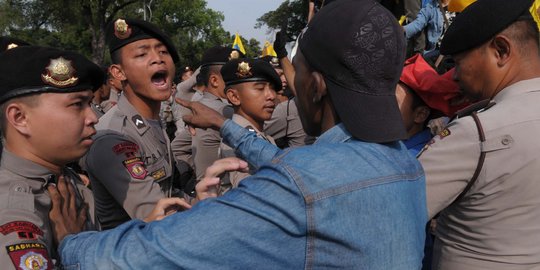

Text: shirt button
xmin=502 ymin=137 xmax=511 ymax=145
xmin=15 ymin=186 xmax=25 ymax=192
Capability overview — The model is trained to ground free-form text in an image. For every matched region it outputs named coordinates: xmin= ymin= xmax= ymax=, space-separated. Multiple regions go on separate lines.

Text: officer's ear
xmin=311 ymin=71 xmax=327 ymax=103
xmin=209 ymin=73 xmax=221 ymax=89
xmin=491 ymin=34 xmax=512 ymax=67
xmin=110 ymin=64 xmax=127 ymax=82
xmin=225 ymin=87 xmax=241 ymax=106
xmin=5 ymin=101 xmax=31 ymax=136
xmin=413 ymin=106 xmax=430 ymax=125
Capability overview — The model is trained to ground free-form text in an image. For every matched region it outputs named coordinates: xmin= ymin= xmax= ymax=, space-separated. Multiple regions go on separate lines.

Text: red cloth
xmin=399 ymin=54 xmax=469 ymax=116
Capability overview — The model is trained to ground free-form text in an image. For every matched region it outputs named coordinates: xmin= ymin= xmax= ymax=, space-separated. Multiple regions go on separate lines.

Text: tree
xmin=255 ymin=0 xmax=308 ymax=41
xmin=0 ymin=0 xmax=235 ymax=69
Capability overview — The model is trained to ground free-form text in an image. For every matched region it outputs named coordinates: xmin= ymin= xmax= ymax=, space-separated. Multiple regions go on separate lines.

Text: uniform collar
xmin=232 ymin=114 xmax=262 ymax=133
xmin=203 ymin=91 xmax=229 ymax=104
xmin=1 ymin=150 xmax=56 ymax=186
xmin=492 ymin=77 xmax=540 ymax=103
xmin=117 ymin=95 xmax=151 ymax=136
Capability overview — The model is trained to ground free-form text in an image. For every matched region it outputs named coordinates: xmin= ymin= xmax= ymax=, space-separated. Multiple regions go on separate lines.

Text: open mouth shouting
xmin=151 ymin=70 xmax=170 ymax=90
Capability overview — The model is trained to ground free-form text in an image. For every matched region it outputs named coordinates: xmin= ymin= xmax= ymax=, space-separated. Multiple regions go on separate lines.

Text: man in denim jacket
xmin=52 ymin=1 xmax=428 ymax=269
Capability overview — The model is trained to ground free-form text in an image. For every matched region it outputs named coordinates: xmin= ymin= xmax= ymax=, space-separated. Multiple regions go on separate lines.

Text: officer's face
xmin=116 ymin=38 xmax=175 ymax=103
xmin=452 ymin=44 xmax=497 ymax=101
xmin=292 ymin=49 xmax=323 ymax=136
xmin=25 ymin=90 xmax=97 ymax=165
xmin=227 ymin=82 xmax=276 ymax=124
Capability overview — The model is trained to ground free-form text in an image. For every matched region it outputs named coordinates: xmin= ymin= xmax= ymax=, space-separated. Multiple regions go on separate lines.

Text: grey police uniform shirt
xmin=419 ymin=77 xmax=540 ymax=270
xmin=264 ymin=97 xmax=312 ymax=148
xmin=91 ymin=102 xmax=105 ymax=118
xmin=219 ymin=114 xmax=275 ymax=191
xmin=0 ymin=150 xmax=95 ymax=270
xmin=82 ymin=95 xmax=172 ymax=230
xmin=171 ymin=86 xmax=203 ymax=175
xmin=191 ymin=91 xmax=233 ymax=180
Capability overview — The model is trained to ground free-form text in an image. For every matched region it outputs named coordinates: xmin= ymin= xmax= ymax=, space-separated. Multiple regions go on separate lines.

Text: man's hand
xmin=48 ymin=176 xmax=88 ymax=245
xmin=143 ymin=198 xmax=192 ymax=223
xmin=194 ymin=157 xmax=249 ymax=203
xmin=176 ymin=98 xmax=227 ymax=135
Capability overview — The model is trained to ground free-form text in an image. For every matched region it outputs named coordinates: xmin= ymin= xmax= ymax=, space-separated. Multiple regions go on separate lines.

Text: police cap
xmin=221 ymin=58 xmax=282 ymax=91
xmin=106 ymin=18 xmax=179 ymax=63
xmin=0 ymin=36 xmax=30 ymax=53
xmin=440 ymin=0 xmax=536 ymax=55
xmin=0 ymin=46 xmax=105 ymax=104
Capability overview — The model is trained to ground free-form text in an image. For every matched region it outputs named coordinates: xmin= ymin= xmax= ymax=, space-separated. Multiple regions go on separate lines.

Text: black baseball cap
xmin=106 ymin=18 xmax=179 ymax=63
xmin=299 ymin=0 xmax=407 ymax=143
xmin=0 ymin=46 xmax=105 ymax=104
xmin=440 ymin=0 xmax=535 ymax=55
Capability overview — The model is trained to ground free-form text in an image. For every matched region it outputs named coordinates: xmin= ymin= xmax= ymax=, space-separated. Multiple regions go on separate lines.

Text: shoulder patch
xmin=0 ymin=221 xmax=43 ymax=240
xmin=438 ymin=128 xmax=451 ymax=139
xmin=6 ymin=242 xmax=52 ymax=270
xmin=112 ymin=142 xmax=139 ymax=155
xmin=150 ymin=167 xmax=166 ymax=181
xmin=123 ymin=157 xmax=147 ymax=180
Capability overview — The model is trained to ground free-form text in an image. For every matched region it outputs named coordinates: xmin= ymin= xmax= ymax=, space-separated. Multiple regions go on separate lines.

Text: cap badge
xmin=236 ymin=61 xmax=252 ymax=78
xmin=114 ymin=19 xmax=131 ymax=40
xmin=6 ymin=43 xmax=18 ymax=50
xmin=229 ymin=50 xmax=240 ymax=60
xmin=41 ymin=57 xmax=79 ymax=88
xmin=270 ymin=57 xmax=280 ymax=67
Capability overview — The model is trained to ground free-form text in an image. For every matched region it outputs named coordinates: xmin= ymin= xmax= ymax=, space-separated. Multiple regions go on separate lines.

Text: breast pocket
xmin=144 ymin=152 xmax=171 ymax=183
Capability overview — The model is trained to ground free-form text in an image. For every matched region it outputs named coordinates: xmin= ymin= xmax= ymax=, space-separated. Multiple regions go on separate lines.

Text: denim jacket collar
xmin=314 ymin=123 xmax=352 ymax=144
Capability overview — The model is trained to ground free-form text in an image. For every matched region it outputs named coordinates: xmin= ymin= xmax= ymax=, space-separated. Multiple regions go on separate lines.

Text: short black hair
xmin=200 ymin=65 xmax=222 ymax=87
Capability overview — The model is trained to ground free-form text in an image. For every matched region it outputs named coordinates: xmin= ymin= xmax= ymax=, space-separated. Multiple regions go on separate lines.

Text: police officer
xmin=0 ymin=46 xmax=101 ymax=269
xmin=184 ymin=46 xmax=236 ymax=181
xmin=81 ymin=18 xmax=179 ymax=229
xmin=418 ymin=0 xmax=540 ymax=268
xmin=0 ymin=36 xmax=30 ymax=161
xmin=218 ymin=58 xmax=280 ymax=191
xmin=260 ymin=55 xmax=313 ymax=148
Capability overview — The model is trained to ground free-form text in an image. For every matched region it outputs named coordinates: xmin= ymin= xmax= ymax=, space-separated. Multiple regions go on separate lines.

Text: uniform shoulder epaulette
xmin=455 ymin=99 xmax=496 ymax=119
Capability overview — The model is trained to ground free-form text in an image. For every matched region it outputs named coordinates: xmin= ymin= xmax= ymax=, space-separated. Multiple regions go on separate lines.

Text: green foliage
xmin=255 ymin=0 xmax=308 ymax=41
xmin=0 ymin=0 xmax=261 ymax=71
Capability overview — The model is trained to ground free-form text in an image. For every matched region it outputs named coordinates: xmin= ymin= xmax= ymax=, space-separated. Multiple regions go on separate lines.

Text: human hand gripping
xmin=143 ymin=197 xmax=192 ymax=222
xmin=48 ymin=176 xmax=88 ymax=245
xmin=175 ymin=98 xmax=227 ymax=136
xmin=193 ymin=157 xmax=249 ymax=204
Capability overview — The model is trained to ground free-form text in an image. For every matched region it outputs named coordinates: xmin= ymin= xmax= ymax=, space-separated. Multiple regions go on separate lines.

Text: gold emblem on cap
xmin=41 ymin=57 xmax=79 ymax=88
xmin=270 ymin=57 xmax=280 ymax=67
xmin=229 ymin=50 xmax=240 ymax=60
xmin=114 ymin=19 xmax=131 ymax=40
xmin=6 ymin=43 xmax=18 ymax=50
xmin=236 ymin=61 xmax=252 ymax=78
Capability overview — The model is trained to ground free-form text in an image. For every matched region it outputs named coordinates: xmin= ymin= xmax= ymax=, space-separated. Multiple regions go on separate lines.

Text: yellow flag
xmin=261 ymin=41 xmax=277 ymax=57
xmin=448 ymin=0 xmax=476 ymax=13
xmin=232 ymin=33 xmax=246 ymax=55
xmin=398 ymin=15 xmax=407 ymax=26
xmin=530 ymin=0 xmax=540 ymax=31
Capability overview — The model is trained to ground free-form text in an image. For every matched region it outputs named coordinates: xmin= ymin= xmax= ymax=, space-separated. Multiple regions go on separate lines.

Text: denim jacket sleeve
xmin=404 ymin=6 xmax=432 ymax=38
xmin=220 ymin=119 xmax=282 ymax=169
xmin=59 ymin=163 xmax=307 ymax=269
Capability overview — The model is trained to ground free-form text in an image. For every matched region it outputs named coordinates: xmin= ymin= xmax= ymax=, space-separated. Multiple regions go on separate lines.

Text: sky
xmin=205 ymin=0 xmax=286 ymax=46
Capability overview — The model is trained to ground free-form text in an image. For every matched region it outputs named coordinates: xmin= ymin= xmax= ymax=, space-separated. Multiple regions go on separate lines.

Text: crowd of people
xmin=1 ymin=0 xmax=540 ymax=269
